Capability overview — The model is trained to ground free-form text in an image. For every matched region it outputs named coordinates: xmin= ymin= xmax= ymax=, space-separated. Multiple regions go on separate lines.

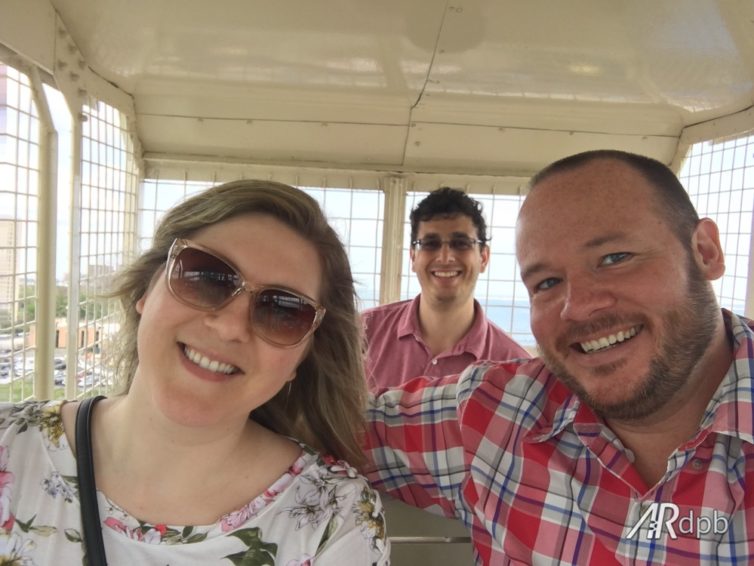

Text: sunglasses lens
xmin=253 ymin=289 xmax=317 ymax=346
xmin=170 ymin=247 xmax=240 ymax=309
xmin=168 ymin=242 xmax=320 ymax=347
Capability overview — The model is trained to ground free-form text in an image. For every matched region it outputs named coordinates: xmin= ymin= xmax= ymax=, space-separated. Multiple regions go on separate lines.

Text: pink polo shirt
xmin=362 ymin=295 xmax=530 ymax=391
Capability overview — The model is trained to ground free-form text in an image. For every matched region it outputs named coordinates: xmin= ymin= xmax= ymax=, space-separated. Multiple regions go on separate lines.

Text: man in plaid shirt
xmin=365 ymin=149 xmax=754 ymax=564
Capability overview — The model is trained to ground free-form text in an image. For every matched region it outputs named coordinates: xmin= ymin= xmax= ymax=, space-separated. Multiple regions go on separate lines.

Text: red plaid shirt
xmin=365 ymin=310 xmax=754 ymax=564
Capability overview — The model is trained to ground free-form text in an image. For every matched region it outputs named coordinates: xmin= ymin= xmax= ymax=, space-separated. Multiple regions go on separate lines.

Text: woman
xmin=0 ymin=180 xmax=388 ymax=564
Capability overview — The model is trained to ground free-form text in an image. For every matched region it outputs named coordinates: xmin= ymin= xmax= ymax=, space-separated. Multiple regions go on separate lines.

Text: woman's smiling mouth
xmin=182 ymin=343 xmax=240 ymax=375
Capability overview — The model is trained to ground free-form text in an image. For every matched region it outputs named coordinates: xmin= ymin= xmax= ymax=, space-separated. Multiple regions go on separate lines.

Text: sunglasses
xmin=411 ymin=235 xmax=485 ymax=252
xmin=165 ymin=239 xmax=326 ymax=348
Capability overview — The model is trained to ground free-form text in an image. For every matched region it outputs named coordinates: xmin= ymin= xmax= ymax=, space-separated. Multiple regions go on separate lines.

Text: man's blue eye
xmin=601 ymin=252 xmax=631 ymax=266
xmin=535 ymin=278 xmax=560 ymax=291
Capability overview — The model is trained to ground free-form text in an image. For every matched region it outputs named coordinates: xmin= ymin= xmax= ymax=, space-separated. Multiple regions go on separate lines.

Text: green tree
xmin=56 ymin=289 xmax=67 ymax=317
xmin=16 ymin=284 xmax=36 ymax=326
xmin=15 ymin=284 xmax=69 ymax=325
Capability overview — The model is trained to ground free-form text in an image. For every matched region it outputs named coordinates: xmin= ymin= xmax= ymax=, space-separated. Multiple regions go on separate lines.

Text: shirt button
xmin=431 ymin=359 xmax=438 ymax=365
xmin=691 ymin=459 xmax=704 ymax=470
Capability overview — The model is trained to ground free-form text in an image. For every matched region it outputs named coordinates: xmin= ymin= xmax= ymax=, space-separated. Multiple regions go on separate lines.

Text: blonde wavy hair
xmin=111 ymin=180 xmax=367 ymax=465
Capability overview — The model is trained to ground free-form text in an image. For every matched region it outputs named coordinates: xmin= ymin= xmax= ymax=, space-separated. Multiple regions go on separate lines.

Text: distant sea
xmin=483 ymin=299 xmax=535 ymax=348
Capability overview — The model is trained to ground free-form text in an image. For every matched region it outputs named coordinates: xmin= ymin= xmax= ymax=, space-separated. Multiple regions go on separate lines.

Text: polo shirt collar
xmin=396 ymin=295 xmax=422 ymax=339
xmin=396 ymin=295 xmax=490 ymax=358
xmin=462 ymin=300 xmax=492 ymax=358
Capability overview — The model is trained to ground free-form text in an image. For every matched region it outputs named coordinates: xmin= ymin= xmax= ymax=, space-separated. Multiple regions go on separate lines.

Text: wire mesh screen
xmin=75 ymin=98 xmax=138 ymax=395
xmin=302 ymin=187 xmax=384 ymax=309
xmin=0 ymin=64 xmax=40 ymax=400
xmin=139 ymin=179 xmax=213 ymax=252
xmin=679 ymin=134 xmax=754 ymax=316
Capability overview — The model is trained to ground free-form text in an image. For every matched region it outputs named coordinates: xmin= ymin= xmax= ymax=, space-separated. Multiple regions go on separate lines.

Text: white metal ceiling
xmin=7 ymin=0 xmax=754 ymax=175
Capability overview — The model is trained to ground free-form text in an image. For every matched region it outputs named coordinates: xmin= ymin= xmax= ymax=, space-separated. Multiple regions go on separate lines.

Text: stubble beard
xmin=539 ymin=262 xmax=720 ymax=421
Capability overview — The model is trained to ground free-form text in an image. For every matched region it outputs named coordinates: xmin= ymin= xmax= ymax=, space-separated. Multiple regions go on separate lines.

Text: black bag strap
xmin=75 ymin=395 xmax=108 ymax=566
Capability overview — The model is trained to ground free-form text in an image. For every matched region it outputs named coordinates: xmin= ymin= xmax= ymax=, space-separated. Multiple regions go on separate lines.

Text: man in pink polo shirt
xmin=362 ymin=188 xmax=529 ymax=391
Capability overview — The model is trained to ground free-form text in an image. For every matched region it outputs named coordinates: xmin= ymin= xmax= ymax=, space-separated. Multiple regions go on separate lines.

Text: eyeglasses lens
xmin=450 ymin=238 xmax=473 ymax=251
xmin=417 ymin=237 xmax=474 ymax=252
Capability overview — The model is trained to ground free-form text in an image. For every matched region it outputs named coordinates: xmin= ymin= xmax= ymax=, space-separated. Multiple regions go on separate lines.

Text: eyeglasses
xmin=165 ymin=239 xmax=326 ymax=348
xmin=411 ymin=235 xmax=485 ymax=252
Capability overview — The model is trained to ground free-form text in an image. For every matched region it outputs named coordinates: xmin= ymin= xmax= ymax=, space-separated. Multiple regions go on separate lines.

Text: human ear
xmin=479 ymin=244 xmax=490 ymax=273
xmin=135 ymin=294 xmax=146 ymax=314
xmin=691 ymin=218 xmax=725 ymax=280
xmin=135 ymin=267 xmax=164 ymax=315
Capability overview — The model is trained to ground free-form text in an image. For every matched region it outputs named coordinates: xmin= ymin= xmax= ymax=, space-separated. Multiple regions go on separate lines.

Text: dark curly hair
xmin=409 ymin=187 xmax=488 ymax=245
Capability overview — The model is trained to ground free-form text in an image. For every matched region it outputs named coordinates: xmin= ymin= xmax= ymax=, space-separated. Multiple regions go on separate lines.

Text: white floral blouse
xmin=0 ymin=400 xmax=389 ymax=565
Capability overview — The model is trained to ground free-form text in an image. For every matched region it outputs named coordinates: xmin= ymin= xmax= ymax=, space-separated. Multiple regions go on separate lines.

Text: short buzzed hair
xmin=529 ymin=149 xmax=700 ymax=245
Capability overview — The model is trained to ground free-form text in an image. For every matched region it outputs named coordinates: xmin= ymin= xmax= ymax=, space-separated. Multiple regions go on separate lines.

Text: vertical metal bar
xmin=670 ymin=139 xmax=691 ymax=176
xmin=65 ymin=111 xmax=82 ymax=399
xmin=746 ymin=202 xmax=754 ymax=319
xmin=28 ymin=67 xmax=56 ymax=400
xmin=379 ymin=176 xmax=406 ymax=304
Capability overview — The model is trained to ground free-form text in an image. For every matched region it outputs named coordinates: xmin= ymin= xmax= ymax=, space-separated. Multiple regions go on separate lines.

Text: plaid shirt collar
xmin=526 ymin=309 xmax=754 ymax=446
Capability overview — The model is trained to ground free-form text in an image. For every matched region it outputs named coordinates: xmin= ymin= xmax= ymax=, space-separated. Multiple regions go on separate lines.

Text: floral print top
xmin=0 ymin=400 xmax=389 ymax=565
